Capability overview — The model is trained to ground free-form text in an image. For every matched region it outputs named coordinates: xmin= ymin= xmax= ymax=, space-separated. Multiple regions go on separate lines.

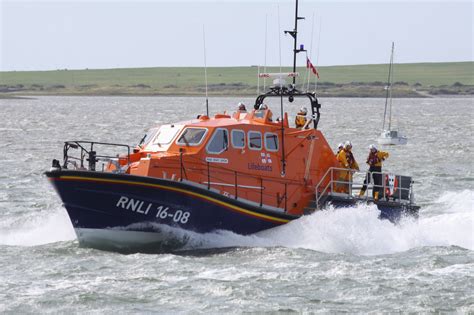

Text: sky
xmin=0 ymin=0 xmax=472 ymax=71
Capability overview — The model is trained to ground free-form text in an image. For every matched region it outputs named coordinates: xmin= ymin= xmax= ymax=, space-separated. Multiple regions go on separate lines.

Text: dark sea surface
xmin=0 ymin=96 xmax=472 ymax=313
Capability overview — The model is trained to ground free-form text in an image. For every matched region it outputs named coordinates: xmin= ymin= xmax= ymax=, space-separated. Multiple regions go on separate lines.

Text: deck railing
xmin=62 ymin=141 xmax=131 ymax=172
xmin=180 ymin=155 xmax=292 ymax=211
xmin=314 ymin=167 xmax=415 ymax=210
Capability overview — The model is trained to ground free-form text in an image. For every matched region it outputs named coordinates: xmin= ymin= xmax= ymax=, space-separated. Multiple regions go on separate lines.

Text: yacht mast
xmin=382 ymin=42 xmax=394 ymax=131
xmin=388 ymin=42 xmax=394 ymax=130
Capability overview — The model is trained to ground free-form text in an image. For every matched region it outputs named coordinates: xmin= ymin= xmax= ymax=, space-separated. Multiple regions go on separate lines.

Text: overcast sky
xmin=0 ymin=0 xmax=472 ymax=71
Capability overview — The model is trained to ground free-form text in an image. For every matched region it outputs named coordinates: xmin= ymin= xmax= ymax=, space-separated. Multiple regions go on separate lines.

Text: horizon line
xmin=2 ymin=60 xmax=473 ymax=73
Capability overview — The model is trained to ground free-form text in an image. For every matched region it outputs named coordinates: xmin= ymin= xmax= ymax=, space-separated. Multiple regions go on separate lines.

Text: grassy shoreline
xmin=1 ymin=62 xmax=472 ymax=98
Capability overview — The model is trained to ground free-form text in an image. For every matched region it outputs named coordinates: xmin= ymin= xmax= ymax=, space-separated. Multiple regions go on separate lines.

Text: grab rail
xmin=177 ymin=154 xmax=292 ymax=212
xmin=62 ymin=141 xmax=131 ymax=172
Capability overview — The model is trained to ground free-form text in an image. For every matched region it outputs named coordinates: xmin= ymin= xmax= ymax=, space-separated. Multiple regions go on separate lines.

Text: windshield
xmin=152 ymin=125 xmax=181 ymax=146
xmin=139 ymin=128 xmax=159 ymax=147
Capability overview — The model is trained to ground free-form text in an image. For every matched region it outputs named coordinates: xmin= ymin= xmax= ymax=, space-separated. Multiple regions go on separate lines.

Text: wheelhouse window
xmin=206 ymin=128 xmax=229 ymax=154
xmin=152 ymin=125 xmax=180 ymax=146
xmin=248 ymin=131 xmax=262 ymax=150
xmin=265 ymin=133 xmax=279 ymax=151
xmin=231 ymin=130 xmax=245 ymax=149
xmin=176 ymin=127 xmax=207 ymax=146
xmin=139 ymin=127 xmax=159 ymax=147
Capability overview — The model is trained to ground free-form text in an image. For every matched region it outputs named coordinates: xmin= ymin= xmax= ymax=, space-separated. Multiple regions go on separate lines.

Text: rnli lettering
xmin=115 ymin=196 xmax=191 ymax=224
xmin=116 ymin=196 xmax=152 ymax=215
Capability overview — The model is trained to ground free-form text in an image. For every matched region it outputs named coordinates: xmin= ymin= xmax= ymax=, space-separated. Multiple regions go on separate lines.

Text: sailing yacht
xmin=377 ymin=42 xmax=408 ymax=145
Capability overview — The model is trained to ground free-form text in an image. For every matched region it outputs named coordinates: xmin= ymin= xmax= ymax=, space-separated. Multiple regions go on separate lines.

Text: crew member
xmin=336 ymin=143 xmax=344 ymax=155
xmin=258 ymin=104 xmax=273 ymax=121
xmin=359 ymin=144 xmax=389 ymax=200
xmin=237 ymin=102 xmax=247 ymax=113
xmin=336 ymin=144 xmax=348 ymax=192
xmin=336 ymin=141 xmax=359 ymax=193
xmin=295 ymin=107 xmax=308 ymax=129
xmin=344 ymin=141 xmax=359 ymax=171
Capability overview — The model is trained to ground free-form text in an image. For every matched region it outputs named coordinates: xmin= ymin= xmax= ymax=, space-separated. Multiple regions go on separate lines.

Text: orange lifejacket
xmin=295 ymin=113 xmax=307 ymax=128
xmin=367 ymin=150 xmax=389 ymax=167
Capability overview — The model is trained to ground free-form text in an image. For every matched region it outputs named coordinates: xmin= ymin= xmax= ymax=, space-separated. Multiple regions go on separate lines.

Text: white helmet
xmin=369 ymin=144 xmax=377 ymax=151
xmin=344 ymin=141 xmax=352 ymax=148
xmin=300 ymin=107 xmax=308 ymax=114
xmin=259 ymin=104 xmax=268 ymax=110
xmin=338 ymin=143 xmax=344 ymax=149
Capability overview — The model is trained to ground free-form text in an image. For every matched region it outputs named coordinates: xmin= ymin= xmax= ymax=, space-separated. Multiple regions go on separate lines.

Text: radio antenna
xmin=277 ymin=5 xmax=286 ymax=177
xmin=203 ymin=25 xmax=209 ymax=116
xmin=263 ymin=14 xmax=268 ymax=91
xmin=314 ymin=17 xmax=322 ymax=92
xmin=306 ymin=12 xmax=315 ymax=92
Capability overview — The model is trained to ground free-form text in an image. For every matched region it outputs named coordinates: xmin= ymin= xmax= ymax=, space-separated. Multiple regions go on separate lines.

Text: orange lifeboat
xmin=45 ymin=1 xmax=419 ymax=252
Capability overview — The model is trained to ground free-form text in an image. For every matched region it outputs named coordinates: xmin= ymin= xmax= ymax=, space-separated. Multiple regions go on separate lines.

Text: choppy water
xmin=0 ymin=96 xmax=473 ymax=313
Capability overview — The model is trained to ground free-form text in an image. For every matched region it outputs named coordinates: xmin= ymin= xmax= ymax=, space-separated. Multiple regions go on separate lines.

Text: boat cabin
xmin=112 ymin=107 xmax=339 ymax=215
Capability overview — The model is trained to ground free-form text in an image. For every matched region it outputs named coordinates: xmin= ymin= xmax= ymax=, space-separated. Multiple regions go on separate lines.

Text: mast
xmin=388 ymin=42 xmax=394 ymax=130
xmin=285 ymin=0 xmax=305 ymax=85
xmin=203 ymin=25 xmax=209 ymax=116
xmin=382 ymin=42 xmax=394 ymax=131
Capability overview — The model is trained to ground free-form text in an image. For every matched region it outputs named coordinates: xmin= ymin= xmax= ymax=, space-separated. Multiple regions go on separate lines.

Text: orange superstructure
xmin=111 ymin=107 xmax=339 ymax=215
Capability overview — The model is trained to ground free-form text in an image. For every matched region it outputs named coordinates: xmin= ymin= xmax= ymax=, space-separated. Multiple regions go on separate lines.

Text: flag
xmin=306 ymin=57 xmax=320 ymax=79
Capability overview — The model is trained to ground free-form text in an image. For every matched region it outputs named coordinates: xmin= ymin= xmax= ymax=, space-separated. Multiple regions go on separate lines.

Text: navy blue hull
xmin=321 ymin=195 xmax=419 ymax=222
xmin=46 ymin=170 xmax=296 ymax=236
xmin=46 ymin=170 xmax=418 ymax=252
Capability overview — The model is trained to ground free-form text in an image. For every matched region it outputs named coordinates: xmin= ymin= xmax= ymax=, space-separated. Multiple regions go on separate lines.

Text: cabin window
xmin=152 ymin=125 xmax=180 ymax=146
xmin=248 ymin=131 xmax=262 ymax=150
xmin=140 ymin=127 xmax=159 ymax=147
xmin=176 ymin=127 xmax=207 ymax=146
xmin=265 ymin=133 xmax=279 ymax=151
xmin=206 ymin=128 xmax=229 ymax=154
xmin=231 ymin=130 xmax=245 ymax=149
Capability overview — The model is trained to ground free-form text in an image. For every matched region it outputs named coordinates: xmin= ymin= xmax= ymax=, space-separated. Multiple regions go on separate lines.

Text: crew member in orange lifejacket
xmin=344 ymin=141 xmax=359 ymax=171
xmin=336 ymin=141 xmax=359 ymax=193
xmin=295 ymin=107 xmax=308 ymax=129
xmin=359 ymin=144 xmax=389 ymax=200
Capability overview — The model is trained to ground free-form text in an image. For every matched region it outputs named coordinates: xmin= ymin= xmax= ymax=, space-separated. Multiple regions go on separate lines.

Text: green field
xmin=1 ymin=61 xmax=472 ymax=97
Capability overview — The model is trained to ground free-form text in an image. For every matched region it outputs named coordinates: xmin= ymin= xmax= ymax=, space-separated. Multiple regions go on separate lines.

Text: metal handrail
xmin=63 ymin=140 xmax=131 ymax=172
xmin=177 ymin=156 xmax=290 ymax=211
xmin=315 ymin=166 xmax=414 ymax=209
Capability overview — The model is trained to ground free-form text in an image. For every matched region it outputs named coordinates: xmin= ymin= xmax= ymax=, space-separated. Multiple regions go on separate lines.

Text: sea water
xmin=0 ymin=96 xmax=472 ymax=313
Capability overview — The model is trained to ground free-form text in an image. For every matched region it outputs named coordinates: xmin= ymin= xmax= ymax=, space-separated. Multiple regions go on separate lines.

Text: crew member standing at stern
xmin=336 ymin=141 xmax=359 ymax=193
xmin=359 ymin=144 xmax=389 ymax=199
xmin=344 ymin=141 xmax=359 ymax=171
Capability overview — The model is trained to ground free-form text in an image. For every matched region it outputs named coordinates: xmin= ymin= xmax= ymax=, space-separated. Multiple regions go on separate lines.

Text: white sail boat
xmin=377 ymin=42 xmax=408 ymax=145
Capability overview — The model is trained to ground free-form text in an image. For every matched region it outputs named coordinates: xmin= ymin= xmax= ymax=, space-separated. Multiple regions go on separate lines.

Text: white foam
xmin=192 ymin=190 xmax=474 ymax=255
xmin=0 ymin=209 xmax=76 ymax=246
xmin=1 ymin=190 xmax=472 ymax=255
